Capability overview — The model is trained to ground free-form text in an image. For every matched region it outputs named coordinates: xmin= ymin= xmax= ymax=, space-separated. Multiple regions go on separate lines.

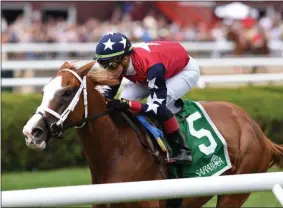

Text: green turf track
xmin=2 ymin=167 xmax=282 ymax=207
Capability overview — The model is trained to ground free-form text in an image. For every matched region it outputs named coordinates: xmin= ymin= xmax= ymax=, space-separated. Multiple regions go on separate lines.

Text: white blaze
xmin=23 ymin=76 xmax=63 ymax=139
xmin=40 ymin=76 xmax=63 ymax=110
xmin=22 ymin=113 xmax=43 ymax=138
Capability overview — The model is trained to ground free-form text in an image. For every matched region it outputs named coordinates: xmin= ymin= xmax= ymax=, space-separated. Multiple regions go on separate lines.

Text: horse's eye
xmin=62 ymin=90 xmax=72 ymax=97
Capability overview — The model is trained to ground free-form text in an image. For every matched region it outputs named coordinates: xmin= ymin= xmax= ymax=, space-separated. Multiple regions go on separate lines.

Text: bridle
xmin=35 ymin=69 xmax=112 ymax=138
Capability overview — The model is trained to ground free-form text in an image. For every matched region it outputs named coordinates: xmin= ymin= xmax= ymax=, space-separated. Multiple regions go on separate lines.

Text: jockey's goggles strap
xmin=36 ymin=69 xmax=88 ymax=129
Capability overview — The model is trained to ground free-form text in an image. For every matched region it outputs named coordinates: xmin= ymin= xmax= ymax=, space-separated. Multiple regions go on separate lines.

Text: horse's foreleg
xmin=181 ymin=196 xmax=213 ymax=208
xmin=216 ymin=194 xmax=250 ymax=208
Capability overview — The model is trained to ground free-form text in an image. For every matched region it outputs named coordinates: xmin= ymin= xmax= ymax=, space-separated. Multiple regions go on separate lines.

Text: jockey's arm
xmin=129 ymin=64 xmax=168 ymax=118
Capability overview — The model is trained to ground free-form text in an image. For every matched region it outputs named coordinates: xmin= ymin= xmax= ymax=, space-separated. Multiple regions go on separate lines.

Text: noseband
xmin=35 ymin=69 xmax=110 ymax=138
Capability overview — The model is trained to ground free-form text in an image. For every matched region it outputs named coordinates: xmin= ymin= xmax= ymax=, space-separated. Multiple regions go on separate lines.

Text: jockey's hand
xmin=107 ymin=98 xmax=130 ymax=111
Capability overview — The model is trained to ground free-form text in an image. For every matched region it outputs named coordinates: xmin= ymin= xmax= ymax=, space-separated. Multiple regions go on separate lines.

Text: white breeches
xmin=119 ymin=57 xmax=200 ymax=113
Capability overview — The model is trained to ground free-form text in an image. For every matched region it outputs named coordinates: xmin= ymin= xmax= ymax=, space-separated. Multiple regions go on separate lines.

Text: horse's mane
xmin=60 ymin=61 xmax=120 ymax=86
xmin=87 ymin=69 xmax=120 ymax=86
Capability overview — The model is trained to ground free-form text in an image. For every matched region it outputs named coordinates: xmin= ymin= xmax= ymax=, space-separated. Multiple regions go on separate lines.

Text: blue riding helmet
xmin=93 ymin=32 xmax=133 ymax=69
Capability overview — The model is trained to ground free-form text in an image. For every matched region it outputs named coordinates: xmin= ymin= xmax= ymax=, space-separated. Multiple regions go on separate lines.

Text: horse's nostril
xmin=31 ymin=127 xmax=43 ymax=139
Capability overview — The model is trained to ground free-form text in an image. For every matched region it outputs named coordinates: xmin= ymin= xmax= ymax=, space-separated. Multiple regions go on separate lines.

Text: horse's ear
xmin=78 ymin=61 xmax=96 ymax=77
xmin=58 ymin=61 xmax=70 ymax=71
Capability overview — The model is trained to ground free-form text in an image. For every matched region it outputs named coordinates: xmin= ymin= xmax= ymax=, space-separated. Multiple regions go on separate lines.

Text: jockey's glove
xmin=107 ymin=98 xmax=130 ymax=111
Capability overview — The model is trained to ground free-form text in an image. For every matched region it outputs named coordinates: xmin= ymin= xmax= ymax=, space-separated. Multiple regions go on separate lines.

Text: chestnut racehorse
xmin=23 ymin=61 xmax=283 ymax=208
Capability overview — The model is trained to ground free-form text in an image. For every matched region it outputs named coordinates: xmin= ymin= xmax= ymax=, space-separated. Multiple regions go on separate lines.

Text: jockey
xmin=93 ymin=32 xmax=200 ymax=165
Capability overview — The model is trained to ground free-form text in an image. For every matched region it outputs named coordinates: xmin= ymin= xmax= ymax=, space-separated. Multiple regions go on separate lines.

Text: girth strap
xmin=119 ymin=112 xmax=167 ymax=179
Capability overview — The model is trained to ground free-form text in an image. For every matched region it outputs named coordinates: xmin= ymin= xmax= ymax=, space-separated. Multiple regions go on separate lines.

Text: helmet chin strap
xmin=120 ymin=56 xmax=130 ymax=76
xmin=118 ymin=65 xmax=128 ymax=80
xmin=121 ymin=66 xmax=127 ymax=76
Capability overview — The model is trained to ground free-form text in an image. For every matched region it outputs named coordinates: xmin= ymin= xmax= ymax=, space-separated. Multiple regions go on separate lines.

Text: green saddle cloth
xmin=166 ymin=100 xmax=231 ymax=179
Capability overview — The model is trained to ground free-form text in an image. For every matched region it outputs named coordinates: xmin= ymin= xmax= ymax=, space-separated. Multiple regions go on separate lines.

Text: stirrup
xmin=166 ymin=159 xmax=192 ymax=165
xmin=165 ymin=153 xmax=192 ymax=165
xmin=165 ymin=158 xmax=177 ymax=165
xmin=165 ymin=158 xmax=192 ymax=165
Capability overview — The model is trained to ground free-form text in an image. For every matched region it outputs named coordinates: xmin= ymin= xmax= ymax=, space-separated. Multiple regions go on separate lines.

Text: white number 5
xmin=186 ymin=111 xmax=217 ymax=155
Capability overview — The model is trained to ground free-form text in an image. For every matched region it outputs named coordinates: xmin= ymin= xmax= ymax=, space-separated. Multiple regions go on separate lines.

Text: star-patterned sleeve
xmin=101 ymin=83 xmax=121 ymax=100
xmin=129 ymin=64 xmax=169 ymax=120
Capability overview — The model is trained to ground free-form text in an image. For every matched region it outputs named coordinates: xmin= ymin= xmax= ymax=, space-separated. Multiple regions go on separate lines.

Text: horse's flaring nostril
xmin=31 ymin=127 xmax=43 ymax=139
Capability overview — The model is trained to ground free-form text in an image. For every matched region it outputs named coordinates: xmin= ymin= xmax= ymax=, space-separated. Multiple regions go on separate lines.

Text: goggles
xmin=98 ymin=57 xmax=122 ymax=71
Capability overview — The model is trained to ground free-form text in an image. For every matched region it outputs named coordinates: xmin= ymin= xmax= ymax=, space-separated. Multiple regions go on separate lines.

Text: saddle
xmin=119 ymin=111 xmax=169 ymax=162
xmin=119 ymin=99 xmax=185 ymax=167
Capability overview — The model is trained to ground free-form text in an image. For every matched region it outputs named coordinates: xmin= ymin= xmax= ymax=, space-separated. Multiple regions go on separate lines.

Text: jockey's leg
xmin=158 ymin=105 xmax=192 ymax=165
xmin=119 ymin=81 xmax=150 ymax=100
xmin=162 ymin=57 xmax=200 ymax=164
xmin=165 ymin=56 xmax=200 ymax=114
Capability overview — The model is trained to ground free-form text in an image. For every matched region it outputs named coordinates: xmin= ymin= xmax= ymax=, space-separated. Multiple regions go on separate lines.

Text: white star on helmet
xmin=103 ymin=38 xmax=116 ymax=50
xmin=120 ymin=37 xmax=127 ymax=49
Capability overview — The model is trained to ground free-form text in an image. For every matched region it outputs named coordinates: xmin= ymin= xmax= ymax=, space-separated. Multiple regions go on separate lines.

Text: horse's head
xmin=23 ymin=61 xmax=121 ymax=151
xmin=22 ymin=61 xmax=97 ymax=151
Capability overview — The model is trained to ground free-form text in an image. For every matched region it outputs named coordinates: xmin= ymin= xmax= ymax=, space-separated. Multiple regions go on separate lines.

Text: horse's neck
xmin=77 ymin=85 xmax=128 ymax=178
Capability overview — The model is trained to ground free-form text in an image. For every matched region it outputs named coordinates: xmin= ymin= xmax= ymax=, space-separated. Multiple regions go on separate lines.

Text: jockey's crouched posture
xmin=94 ymin=32 xmax=200 ymax=165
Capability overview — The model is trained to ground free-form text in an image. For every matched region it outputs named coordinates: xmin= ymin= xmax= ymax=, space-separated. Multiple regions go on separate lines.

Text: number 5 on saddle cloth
xmin=136 ymin=100 xmax=232 ymax=179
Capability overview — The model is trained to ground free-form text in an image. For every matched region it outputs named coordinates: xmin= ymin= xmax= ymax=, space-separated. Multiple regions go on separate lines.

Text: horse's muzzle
xmin=25 ymin=136 xmax=46 ymax=151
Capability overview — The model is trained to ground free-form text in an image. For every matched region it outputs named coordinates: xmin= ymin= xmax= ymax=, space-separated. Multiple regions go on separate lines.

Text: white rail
xmin=2 ymin=73 xmax=283 ymax=87
xmin=2 ymin=172 xmax=283 ymax=207
xmin=2 ymin=57 xmax=283 ymax=71
xmin=2 ymin=41 xmax=283 ymax=53
xmin=273 ymin=184 xmax=283 ymax=206
xmin=197 ymin=73 xmax=283 ymax=87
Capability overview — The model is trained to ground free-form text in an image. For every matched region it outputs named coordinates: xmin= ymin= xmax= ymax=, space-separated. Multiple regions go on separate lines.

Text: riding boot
xmin=167 ymin=129 xmax=192 ymax=165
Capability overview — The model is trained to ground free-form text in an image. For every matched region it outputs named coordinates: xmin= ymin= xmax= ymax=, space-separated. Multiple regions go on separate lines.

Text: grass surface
xmin=2 ymin=86 xmax=283 ymax=207
xmin=2 ymin=167 xmax=282 ymax=207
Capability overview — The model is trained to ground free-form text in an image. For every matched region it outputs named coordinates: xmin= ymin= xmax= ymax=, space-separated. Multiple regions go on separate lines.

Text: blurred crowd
xmin=2 ymin=7 xmax=283 ymax=44
xmin=2 ymin=4 xmax=283 ymax=93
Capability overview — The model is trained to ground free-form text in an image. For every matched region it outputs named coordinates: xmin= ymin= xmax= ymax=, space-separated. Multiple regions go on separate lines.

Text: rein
xmin=62 ymin=108 xmax=114 ymax=132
